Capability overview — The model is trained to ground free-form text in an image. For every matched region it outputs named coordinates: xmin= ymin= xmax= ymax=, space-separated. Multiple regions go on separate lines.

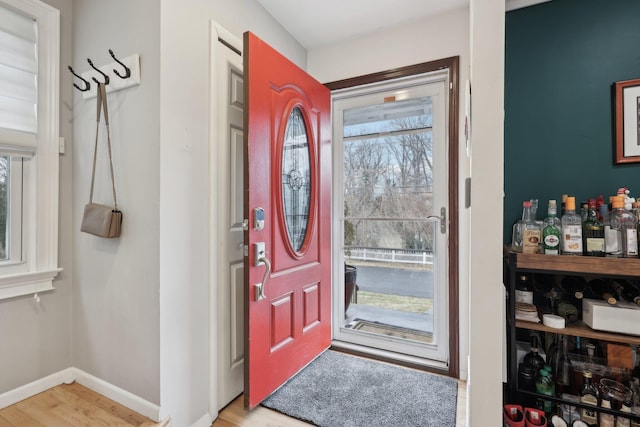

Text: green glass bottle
xmin=582 ymin=198 xmax=605 ymax=257
xmin=543 ymin=200 xmax=562 ymax=255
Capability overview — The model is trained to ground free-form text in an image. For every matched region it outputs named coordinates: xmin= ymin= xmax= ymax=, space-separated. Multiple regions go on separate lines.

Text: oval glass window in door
xmin=282 ymin=107 xmax=311 ymax=253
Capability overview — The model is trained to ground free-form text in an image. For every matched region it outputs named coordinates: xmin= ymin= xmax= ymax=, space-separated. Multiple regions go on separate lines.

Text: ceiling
xmin=256 ymin=0 xmax=550 ymax=50
xmin=255 ymin=0 xmax=468 ymax=50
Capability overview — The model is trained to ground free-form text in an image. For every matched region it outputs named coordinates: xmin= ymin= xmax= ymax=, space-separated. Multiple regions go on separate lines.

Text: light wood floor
xmin=214 ymin=379 xmax=467 ymax=427
xmin=0 ymin=382 xmax=163 ymax=427
xmin=0 ymin=377 xmax=467 ymax=426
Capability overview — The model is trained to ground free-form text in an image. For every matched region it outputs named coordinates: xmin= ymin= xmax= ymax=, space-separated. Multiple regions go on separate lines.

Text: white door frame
xmin=330 ymin=70 xmax=451 ymax=370
xmin=209 ymin=21 xmax=244 ymax=419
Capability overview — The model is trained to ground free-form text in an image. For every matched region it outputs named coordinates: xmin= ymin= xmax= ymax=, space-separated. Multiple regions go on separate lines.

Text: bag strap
xmin=88 ymin=83 xmax=119 ymax=210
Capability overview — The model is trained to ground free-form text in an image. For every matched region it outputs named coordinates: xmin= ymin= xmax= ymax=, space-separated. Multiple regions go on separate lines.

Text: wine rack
xmin=504 ymin=246 xmax=640 ymax=422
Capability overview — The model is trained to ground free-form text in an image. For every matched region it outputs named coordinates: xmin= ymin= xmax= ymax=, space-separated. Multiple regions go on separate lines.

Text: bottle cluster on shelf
xmin=515 ymin=330 xmax=640 ymax=427
xmin=515 ymin=273 xmax=640 ymax=323
xmin=511 ymin=190 xmax=640 ymax=258
xmin=510 ymin=272 xmax=640 ymax=426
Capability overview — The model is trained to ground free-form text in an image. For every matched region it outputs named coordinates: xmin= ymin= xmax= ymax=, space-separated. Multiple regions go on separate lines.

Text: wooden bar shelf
xmin=504 ymin=247 xmax=640 ymax=415
xmin=515 ymin=319 xmax=640 ymax=346
xmin=504 ymin=245 xmax=640 ymax=276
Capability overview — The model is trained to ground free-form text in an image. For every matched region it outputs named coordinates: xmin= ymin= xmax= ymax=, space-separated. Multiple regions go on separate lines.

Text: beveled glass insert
xmin=282 ymin=107 xmax=311 ymax=252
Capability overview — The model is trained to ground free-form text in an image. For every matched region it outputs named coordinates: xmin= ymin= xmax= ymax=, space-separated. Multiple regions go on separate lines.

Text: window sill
xmin=0 ymin=268 xmax=62 ymax=300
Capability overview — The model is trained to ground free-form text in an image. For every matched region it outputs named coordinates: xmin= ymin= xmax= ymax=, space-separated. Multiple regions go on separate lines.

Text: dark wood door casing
xmin=325 ymin=56 xmax=460 ymax=379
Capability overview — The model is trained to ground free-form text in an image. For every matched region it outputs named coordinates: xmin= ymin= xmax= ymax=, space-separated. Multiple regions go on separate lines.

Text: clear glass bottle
xmin=543 ymin=200 xmax=562 ymax=255
xmin=610 ymin=196 xmax=639 ymax=258
xmin=583 ymin=198 xmax=605 ymax=257
xmin=552 ymin=335 xmax=573 ymax=397
xmin=513 ymin=200 xmax=541 ymax=254
xmin=561 ymin=196 xmax=583 ymax=255
xmin=602 ymin=201 xmax=622 ymax=255
xmin=579 ymin=370 xmax=599 ymax=426
xmin=512 ymin=201 xmax=527 ymax=253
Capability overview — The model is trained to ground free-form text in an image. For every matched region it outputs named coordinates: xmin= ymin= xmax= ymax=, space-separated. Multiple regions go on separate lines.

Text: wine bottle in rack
xmin=609 ymin=279 xmax=640 ymax=305
xmin=585 ymin=278 xmax=617 ymax=305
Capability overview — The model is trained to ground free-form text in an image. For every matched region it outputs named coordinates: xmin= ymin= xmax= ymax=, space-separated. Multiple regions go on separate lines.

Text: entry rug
xmin=261 ymin=350 xmax=458 ymax=427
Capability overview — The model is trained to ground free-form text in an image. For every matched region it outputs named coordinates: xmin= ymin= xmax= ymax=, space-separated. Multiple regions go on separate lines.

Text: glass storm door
xmin=243 ymin=32 xmax=332 ymax=410
xmin=332 ymin=72 xmax=450 ymax=367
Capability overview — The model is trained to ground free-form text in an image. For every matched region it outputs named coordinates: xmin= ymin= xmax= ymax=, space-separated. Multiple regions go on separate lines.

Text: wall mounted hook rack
xmin=79 ymin=52 xmax=141 ymax=99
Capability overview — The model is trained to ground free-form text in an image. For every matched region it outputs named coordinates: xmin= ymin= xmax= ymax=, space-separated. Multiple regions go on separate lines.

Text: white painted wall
xmin=0 ymin=0 xmax=73 ymax=395
xmin=307 ymin=6 xmax=472 ymax=381
xmin=159 ymin=1 xmax=306 ymax=424
xmin=468 ymin=0 xmax=505 ymax=425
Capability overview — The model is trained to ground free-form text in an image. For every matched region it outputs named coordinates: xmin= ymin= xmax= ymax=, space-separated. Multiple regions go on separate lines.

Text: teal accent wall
xmin=504 ymin=0 xmax=640 ymax=242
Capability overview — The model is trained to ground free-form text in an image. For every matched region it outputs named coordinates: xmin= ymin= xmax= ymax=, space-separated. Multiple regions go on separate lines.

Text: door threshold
xmin=330 ymin=340 xmax=450 ymax=376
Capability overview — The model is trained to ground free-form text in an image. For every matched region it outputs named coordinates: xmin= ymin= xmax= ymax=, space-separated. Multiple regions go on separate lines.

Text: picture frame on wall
xmin=614 ymin=78 xmax=640 ymax=164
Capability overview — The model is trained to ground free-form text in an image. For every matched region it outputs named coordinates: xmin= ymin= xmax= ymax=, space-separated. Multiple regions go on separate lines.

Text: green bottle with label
xmin=543 ymin=200 xmax=561 ymax=255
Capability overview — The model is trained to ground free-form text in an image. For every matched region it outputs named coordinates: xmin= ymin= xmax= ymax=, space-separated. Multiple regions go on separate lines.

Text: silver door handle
xmin=426 ymin=207 xmax=447 ymax=234
xmin=254 ymin=256 xmax=271 ymax=301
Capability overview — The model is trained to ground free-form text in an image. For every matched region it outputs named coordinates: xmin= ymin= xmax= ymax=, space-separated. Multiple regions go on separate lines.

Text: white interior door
xmin=212 ymin=25 xmax=245 ymax=409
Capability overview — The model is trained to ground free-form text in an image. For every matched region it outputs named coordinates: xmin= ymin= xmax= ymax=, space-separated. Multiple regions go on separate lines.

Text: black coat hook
xmin=87 ymin=58 xmax=110 ymax=85
xmin=68 ymin=65 xmax=90 ymax=92
xmin=108 ymin=49 xmax=131 ymax=79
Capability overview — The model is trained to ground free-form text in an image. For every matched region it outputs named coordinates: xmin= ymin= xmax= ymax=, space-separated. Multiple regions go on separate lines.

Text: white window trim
xmin=0 ymin=0 xmax=61 ymax=300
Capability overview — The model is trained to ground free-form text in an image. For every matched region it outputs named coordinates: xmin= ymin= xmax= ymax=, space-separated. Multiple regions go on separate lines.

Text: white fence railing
xmin=345 ymin=247 xmax=433 ymax=265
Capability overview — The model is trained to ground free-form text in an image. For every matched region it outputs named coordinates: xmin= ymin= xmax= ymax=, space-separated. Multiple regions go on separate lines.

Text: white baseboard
xmin=0 ymin=367 xmax=167 ymax=423
xmin=0 ymin=368 xmax=75 ymax=409
xmin=72 ymin=368 xmax=163 ymax=422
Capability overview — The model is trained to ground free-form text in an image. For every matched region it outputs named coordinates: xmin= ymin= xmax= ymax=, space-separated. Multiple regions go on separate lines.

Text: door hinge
xmin=243 ymin=219 xmax=249 ymax=231
xmin=243 ymin=245 xmax=249 ymax=257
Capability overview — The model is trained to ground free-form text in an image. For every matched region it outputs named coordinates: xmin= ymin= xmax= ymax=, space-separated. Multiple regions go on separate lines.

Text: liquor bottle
xmin=608 ymin=279 xmax=640 ymax=305
xmin=579 ymin=370 xmax=599 ymax=426
xmin=536 ymin=365 xmax=556 ymax=416
xmin=522 ymin=333 xmax=546 ymax=373
xmin=583 ymin=198 xmax=605 ymax=257
xmin=561 ymin=194 xmax=568 ymax=216
xmin=561 ymin=196 xmax=583 ymax=255
xmin=600 ymin=394 xmax=615 ymax=427
xmin=515 ymin=274 xmax=534 ymax=304
xmin=602 ymin=201 xmax=622 ymax=255
xmin=543 ymin=200 xmax=562 ymax=255
xmin=552 ymin=335 xmax=573 ymax=396
xmin=580 ymin=201 xmax=589 ymax=222
xmin=512 ymin=201 xmax=528 ymax=253
xmin=521 ymin=201 xmax=542 ymax=254
xmin=610 ymin=196 xmax=639 ymax=258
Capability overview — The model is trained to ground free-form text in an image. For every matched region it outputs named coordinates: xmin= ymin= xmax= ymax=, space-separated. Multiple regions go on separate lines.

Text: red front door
xmin=243 ymin=32 xmax=332 ymax=410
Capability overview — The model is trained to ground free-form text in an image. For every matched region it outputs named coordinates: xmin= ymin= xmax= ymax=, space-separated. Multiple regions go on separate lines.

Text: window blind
xmin=0 ymin=4 xmax=38 ymax=156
